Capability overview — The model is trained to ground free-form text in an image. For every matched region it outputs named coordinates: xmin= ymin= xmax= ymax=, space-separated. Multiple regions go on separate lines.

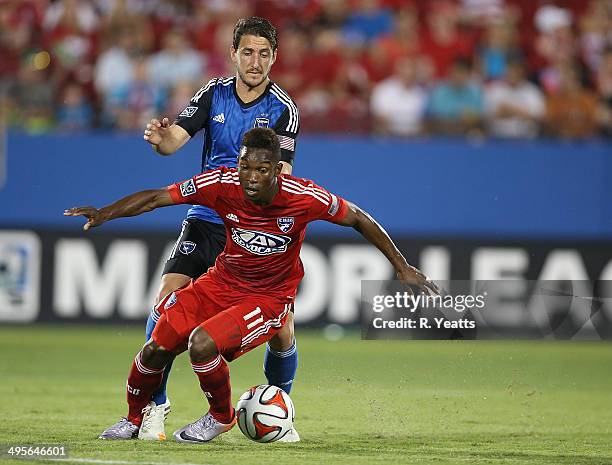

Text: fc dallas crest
xmin=277 ymin=217 xmax=294 ymax=233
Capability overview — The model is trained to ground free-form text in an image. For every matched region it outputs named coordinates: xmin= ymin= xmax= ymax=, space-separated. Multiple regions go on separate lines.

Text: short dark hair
xmin=233 ymin=17 xmax=278 ymax=52
xmin=241 ymin=128 xmax=281 ymax=162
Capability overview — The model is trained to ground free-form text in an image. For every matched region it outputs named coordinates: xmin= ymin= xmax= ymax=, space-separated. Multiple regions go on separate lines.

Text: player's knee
xmin=141 ymin=340 xmax=172 ymax=369
xmin=188 ymin=327 xmax=219 ymax=363
xmin=269 ymin=315 xmax=295 ymax=352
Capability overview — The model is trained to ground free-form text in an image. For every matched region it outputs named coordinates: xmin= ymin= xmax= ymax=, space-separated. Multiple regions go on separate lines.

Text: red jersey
xmin=167 ymin=167 xmax=348 ymax=297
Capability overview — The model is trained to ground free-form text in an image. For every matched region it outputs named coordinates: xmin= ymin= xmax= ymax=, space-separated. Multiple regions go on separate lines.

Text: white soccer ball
xmin=236 ymin=384 xmax=295 ymax=443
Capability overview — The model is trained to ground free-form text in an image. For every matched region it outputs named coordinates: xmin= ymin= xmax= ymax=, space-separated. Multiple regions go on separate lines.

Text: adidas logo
xmin=226 ymin=213 xmax=239 ymax=222
xmin=212 ymin=113 xmax=225 ymax=123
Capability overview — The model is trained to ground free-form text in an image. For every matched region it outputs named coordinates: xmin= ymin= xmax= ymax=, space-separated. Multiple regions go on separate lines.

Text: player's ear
xmin=275 ymin=162 xmax=282 ymax=176
xmin=230 ymin=46 xmax=237 ymax=64
xmin=271 ymin=49 xmax=277 ymax=65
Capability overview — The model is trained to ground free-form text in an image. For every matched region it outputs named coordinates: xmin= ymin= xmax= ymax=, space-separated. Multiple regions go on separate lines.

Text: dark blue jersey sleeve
xmin=272 ymin=101 xmax=300 ymax=165
xmin=174 ymin=78 xmax=216 ymax=137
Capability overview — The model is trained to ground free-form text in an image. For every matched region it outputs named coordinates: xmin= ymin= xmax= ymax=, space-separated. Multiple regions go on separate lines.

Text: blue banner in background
xmin=2 ymin=132 xmax=610 ymax=238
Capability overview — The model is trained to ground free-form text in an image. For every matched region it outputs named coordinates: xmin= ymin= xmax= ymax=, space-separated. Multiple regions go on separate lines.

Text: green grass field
xmin=0 ymin=326 xmax=611 ymax=465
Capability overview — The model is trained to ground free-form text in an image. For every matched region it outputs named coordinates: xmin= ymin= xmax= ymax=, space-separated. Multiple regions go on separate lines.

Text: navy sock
xmin=263 ymin=340 xmax=297 ymax=394
xmin=145 ymin=309 xmax=174 ymax=405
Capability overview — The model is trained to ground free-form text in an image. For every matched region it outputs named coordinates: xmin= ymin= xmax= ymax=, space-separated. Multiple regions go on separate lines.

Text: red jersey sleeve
xmin=305 ymin=182 xmax=349 ymax=224
xmin=167 ymin=168 xmax=226 ymax=208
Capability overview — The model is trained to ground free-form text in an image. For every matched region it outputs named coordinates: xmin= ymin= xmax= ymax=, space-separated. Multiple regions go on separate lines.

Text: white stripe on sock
xmin=135 ymin=352 xmax=164 ymax=375
xmin=267 ymin=342 xmax=296 ymax=358
xmin=191 ymin=355 xmax=222 ymax=373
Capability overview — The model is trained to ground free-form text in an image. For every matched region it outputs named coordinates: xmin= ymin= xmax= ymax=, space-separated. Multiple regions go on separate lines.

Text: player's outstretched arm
xmin=143 ymin=117 xmax=191 ymax=156
xmin=64 ymin=189 xmax=174 ymax=230
xmin=337 ymin=202 xmax=439 ymax=296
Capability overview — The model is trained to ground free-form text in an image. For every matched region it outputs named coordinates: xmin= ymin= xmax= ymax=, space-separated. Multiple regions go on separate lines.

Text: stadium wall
xmin=2 ymin=132 xmax=611 ymax=238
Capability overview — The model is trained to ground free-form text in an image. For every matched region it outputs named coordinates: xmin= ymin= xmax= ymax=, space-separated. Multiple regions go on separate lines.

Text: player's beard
xmin=237 ymin=68 xmax=269 ymax=90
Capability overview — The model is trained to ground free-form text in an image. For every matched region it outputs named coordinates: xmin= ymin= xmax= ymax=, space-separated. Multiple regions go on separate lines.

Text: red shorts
xmin=151 ymin=269 xmax=293 ymax=361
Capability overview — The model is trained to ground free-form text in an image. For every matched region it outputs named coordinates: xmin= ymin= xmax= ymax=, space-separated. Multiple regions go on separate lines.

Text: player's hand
xmin=396 ymin=265 xmax=440 ymax=297
xmin=143 ymin=117 xmax=170 ymax=146
xmin=63 ymin=206 xmax=105 ymax=231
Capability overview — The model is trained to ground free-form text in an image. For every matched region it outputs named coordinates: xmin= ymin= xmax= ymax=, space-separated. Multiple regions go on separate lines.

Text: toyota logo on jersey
xmin=231 ymin=227 xmax=291 ymax=255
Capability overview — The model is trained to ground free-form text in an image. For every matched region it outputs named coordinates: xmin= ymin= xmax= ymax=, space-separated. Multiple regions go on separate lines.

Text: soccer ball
xmin=236 ymin=384 xmax=295 ymax=443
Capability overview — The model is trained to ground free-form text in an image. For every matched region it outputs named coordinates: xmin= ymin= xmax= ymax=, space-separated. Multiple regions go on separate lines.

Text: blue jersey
xmin=175 ymin=76 xmax=300 ymax=224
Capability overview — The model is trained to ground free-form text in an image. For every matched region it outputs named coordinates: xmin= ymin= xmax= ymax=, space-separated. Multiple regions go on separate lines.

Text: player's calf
xmin=188 ymin=328 xmax=234 ymax=425
xmin=125 ymin=341 xmax=172 ymax=424
xmin=265 ymin=314 xmax=298 ymax=394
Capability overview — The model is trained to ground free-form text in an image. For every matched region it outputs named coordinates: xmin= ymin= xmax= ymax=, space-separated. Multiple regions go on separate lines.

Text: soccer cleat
xmin=98 ymin=418 xmax=139 ymax=440
xmin=138 ymin=399 xmax=171 ymax=440
xmin=173 ymin=412 xmax=236 ymax=443
xmin=277 ymin=427 xmax=301 ymax=443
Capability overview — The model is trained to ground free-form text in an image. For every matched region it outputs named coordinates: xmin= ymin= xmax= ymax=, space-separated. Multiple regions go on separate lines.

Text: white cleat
xmin=173 ymin=412 xmax=236 ymax=443
xmin=277 ymin=427 xmax=301 ymax=442
xmin=138 ymin=399 xmax=171 ymax=441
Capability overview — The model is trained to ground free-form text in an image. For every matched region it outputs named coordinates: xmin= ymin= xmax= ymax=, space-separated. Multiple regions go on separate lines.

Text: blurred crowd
xmin=1 ymin=0 xmax=611 ymax=139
